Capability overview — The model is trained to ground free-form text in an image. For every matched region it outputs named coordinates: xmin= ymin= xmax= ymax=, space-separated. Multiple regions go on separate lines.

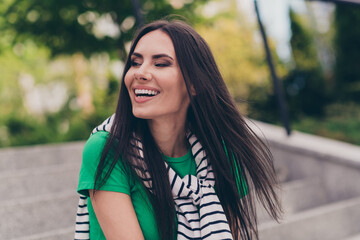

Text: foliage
xmin=250 ymin=5 xmax=360 ymax=146
xmin=0 ymin=42 xmax=50 ymax=117
xmin=1 ymin=108 xmax=115 ymax=147
xmin=1 ymin=0 xmax=359 ymax=148
xmin=0 ymin=0 xmax=215 ymax=148
xmin=0 ymin=88 xmax=117 ymax=147
xmin=334 ymin=3 xmax=360 ymax=101
xmin=283 ymin=69 xmax=326 ymax=117
xmin=0 ymin=43 xmax=119 ymax=147
xmin=196 ymin=14 xmax=283 ymax=117
xmin=288 ymin=9 xmax=319 ymax=71
xmin=4 ymin=114 xmax=55 ymax=147
xmin=283 ymin=9 xmax=328 ymax=119
xmin=246 ymin=84 xmax=279 ymax=123
xmin=292 ymin=102 xmax=360 ymax=145
xmin=1 ymin=0 xmax=210 ymax=60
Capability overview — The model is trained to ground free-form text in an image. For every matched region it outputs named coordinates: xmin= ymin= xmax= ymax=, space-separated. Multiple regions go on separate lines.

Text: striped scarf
xmin=75 ymin=115 xmax=233 ymax=240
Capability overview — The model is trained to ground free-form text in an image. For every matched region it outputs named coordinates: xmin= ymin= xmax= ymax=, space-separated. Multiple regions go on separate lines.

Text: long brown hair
xmin=94 ymin=18 xmax=281 ymax=239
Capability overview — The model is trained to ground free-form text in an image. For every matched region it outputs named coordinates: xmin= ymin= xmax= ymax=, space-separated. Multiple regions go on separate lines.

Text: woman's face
xmin=125 ymin=30 xmax=190 ymax=122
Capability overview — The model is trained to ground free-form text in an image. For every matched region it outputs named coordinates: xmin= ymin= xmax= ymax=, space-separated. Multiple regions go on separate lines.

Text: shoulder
xmin=83 ymin=113 xmax=115 ymax=157
xmin=87 ymin=130 xmax=110 ymax=146
xmin=91 ymin=114 xmax=115 ymax=135
xmin=78 ymin=130 xmax=133 ymax=196
xmin=83 ymin=131 xmax=110 ymax=159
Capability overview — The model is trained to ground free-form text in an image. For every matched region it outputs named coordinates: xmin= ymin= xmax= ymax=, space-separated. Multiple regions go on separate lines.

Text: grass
xmin=291 ymin=103 xmax=360 ymax=146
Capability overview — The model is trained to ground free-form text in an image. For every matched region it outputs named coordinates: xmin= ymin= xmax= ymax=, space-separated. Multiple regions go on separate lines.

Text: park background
xmin=1 ymin=1 xmax=360 ymax=239
xmin=0 ymin=0 xmax=359 ymax=148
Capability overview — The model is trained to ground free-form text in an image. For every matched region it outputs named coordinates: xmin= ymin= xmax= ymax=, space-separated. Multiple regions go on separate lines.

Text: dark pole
xmin=131 ymin=0 xmax=144 ymax=27
xmin=254 ymin=0 xmax=291 ymax=135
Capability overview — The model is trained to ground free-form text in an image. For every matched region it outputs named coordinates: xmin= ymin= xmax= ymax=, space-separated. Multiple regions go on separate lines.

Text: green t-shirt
xmin=77 ymin=131 xmax=197 ymax=240
xmin=77 ymin=131 xmax=247 ymax=240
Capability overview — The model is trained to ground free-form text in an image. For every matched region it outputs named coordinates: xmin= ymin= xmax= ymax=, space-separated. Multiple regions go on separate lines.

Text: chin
xmin=132 ymin=110 xmax=153 ymax=120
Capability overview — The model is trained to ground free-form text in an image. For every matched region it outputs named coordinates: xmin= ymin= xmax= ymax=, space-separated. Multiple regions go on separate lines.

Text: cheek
xmin=124 ymin=72 xmax=132 ymax=91
xmin=178 ymin=78 xmax=188 ymax=96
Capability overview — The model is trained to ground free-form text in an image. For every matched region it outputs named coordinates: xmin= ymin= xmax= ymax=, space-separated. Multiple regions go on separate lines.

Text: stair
xmin=1 ymin=191 xmax=78 ymax=239
xmin=258 ymin=172 xmax=360 ymax=240
xmin=247 ymin=120 xmax=360 ymax=240
xmin=11 ymin=227 xmax=74 ymax=240
xmin=257 ymin=177 xmax=329 ymax=223
xmin=0 ymin=142 xmax=84 ymax=172
xmin=259 ymin=187 xmax=360 ymax=240
xmin=0 ymin=142 xmax=84 ymax=240
xmin=344 ymin=233 xmax=360 ymax=240
xmin=1 ymin=128 xmax=360 ymax=239
xmin=258 ymin=167 xmax=360 ymax=239
xmin=0 ymin=164 xmax=81 ymax=201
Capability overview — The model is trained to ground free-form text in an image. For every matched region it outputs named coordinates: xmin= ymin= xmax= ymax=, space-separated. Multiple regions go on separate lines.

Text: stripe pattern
xmin=75 ymin=114 xmax=233 ymax=240
xmin=74 ymin=195 xmax=89 ymax=240
xmin=170 ymin=132 xmax=233 ymax=240
xmin=74 ymin=116 xmax=115 ymax=240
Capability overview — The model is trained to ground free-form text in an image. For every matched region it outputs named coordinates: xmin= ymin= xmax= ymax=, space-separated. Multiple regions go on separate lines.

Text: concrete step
xmin=0 ymin=163 xmax=80 ymax=201
xmin=12 ymin=227 xmax=74 ymax=240
xmin=344 ymin=233 xmax=360 ymax=240
xmin=258 ymin=178 xmax=328 ymax=222
xmin=0 ymin=141 xmax=84 ymax=172
xmin=259 ymin=196 xmax=360 ymax=240
xmin=281 ymin=178 xmax=328 ymax=213
xmin=0 ymin=190 xmax=78 ymax=239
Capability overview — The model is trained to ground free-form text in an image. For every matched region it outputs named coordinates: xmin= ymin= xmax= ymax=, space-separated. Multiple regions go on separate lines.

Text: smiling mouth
xmin=134 ymin=89 xmax=160 ymax=98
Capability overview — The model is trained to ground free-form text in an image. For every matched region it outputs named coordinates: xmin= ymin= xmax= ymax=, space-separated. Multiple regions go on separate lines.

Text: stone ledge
xmin=247 ymin=119 xmax=360 ymax=169
xmin=11 ymin=227 xmax=74 ymax=240
xmin=0 ymin=141 xmax=85 ymax=171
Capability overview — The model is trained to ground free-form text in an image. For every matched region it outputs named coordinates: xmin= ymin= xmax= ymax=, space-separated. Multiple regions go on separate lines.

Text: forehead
xmin=134 ymin=30 xmax=175 ymax=57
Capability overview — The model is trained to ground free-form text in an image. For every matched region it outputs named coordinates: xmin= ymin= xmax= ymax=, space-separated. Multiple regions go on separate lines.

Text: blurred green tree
xmin=1 ymin=0 xmax=209 ymax=60
xmin=334 ymin=3 xmax=360 ymax=101
xmin=0 ymin=0 xmax=213 ymax=147
xmin=283 ymin=8 xmax=328 ymax=118
xmin=195 ymin=3 xmax=287 ymax=123
xmin=197 ymin=18 xmax=271 ymax=102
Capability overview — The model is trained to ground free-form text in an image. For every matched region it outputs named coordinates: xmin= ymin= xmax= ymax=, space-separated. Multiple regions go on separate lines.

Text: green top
xmin=77 ymin=131 xmax=247 ymax=240
xmin=77 ymin=131 xmax=196 ymax=240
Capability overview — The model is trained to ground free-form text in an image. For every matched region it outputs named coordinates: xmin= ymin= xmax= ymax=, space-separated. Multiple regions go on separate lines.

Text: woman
xmin=76 ymin=18 xmax=281 ymax=240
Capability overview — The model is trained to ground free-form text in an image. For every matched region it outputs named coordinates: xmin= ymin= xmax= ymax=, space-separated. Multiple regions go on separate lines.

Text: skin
xmin=125 ymin=30 xmax=191 ymax=158
xmin=91 ymin=30 xmax=191 ymax=239
xmin=89 ymin=190 xmax=144 ymax=240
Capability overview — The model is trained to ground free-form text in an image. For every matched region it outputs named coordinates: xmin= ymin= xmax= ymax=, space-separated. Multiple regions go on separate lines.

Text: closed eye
xmin=155 ymin=61 xmax=171 ymax=67
xmin=131 ymin=60 xmax=141 ymax=67
xmin=155 ymin=63 xmax=170 ymax=67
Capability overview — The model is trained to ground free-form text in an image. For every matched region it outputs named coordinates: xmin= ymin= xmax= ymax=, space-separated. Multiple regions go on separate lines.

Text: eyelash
xmin=130 ymin=60 xmax=171 ymax=68
xmin=155 ymin=62 xmax=170 ymax=67
xmin=130 ymin=60 xmax=140 ymax=67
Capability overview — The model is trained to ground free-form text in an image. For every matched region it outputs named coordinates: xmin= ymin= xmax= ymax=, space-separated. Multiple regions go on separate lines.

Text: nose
xmin=134 ymin=64 xmax=152 ymax=81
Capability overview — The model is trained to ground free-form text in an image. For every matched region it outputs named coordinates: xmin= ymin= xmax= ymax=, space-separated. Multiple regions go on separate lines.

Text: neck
xmin=147 ymin=118 xmax=188 ymax=158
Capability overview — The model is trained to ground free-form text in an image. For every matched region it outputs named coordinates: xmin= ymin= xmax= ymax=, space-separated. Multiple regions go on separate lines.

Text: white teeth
xmin=134 ymin=89 xmax=159 ymax=96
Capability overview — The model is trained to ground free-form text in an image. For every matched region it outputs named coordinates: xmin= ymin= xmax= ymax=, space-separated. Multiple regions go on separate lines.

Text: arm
xmin=89 ymin=190 xmax=145 ymax=240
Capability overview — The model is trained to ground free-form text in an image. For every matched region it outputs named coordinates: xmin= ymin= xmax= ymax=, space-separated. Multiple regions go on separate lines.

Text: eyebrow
xmin=132 ymin=52 xmax=174 ymax=61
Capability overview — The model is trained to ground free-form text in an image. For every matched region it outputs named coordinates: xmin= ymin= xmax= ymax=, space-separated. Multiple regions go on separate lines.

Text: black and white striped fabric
xmin=74 ymin=195 xmax=89 ymax=240
xmin=75 ymin=116 xmax=115 ymax=240
xmin=75 ymin=114 xmax=233 ymax=240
